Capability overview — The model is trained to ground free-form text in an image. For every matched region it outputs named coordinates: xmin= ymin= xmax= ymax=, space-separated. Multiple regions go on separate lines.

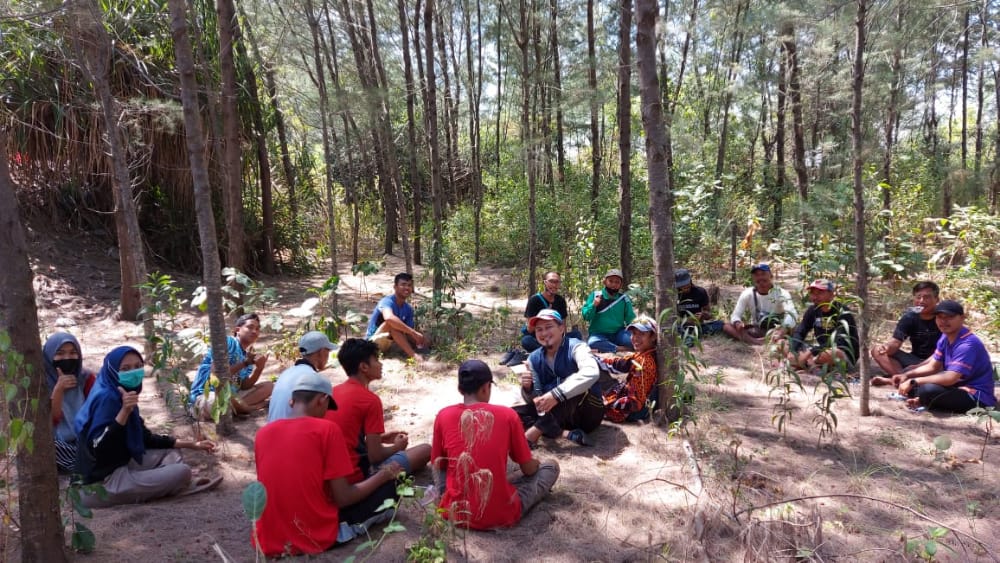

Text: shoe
xmin=566 ymin=429 xmax=592 ymax=446
xmin=499 ymin=349 xmax=516 ymax=365
xmin=504 ymin=349 xmax=529 ymax=366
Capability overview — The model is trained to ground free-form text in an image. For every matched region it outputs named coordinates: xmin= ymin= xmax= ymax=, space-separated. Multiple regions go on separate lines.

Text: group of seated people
xmin=41 ymin=265 xmax=996 ymax=556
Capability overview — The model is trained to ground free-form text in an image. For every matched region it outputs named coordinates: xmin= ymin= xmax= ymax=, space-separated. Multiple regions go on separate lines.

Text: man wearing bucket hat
xmin=267 ymin=331 xmax=339 ymax=422
xmin=787 ymin=279 xmax=859 ymax=371
xmin=896 ymin=300 xmax=996 ymax=413
xmin=430 ymin=360 xmax=560 ymax=529
xmin=723 ymin=263 xmax=798 ymax=345
xmin=253 ymin=370 xmax=402 ymax=555
xmin=598 ymin=315 xmax=660 ymax=423
xmin=514 ymin=309 xmax=604 ymax=446
xmin=581 ymin=268 xmax=637 ymax=353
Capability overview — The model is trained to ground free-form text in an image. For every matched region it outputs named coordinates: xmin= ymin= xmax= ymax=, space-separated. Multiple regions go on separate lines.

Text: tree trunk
xmin=851 ymin=0 xmax=871 ymax=416
xmin=462 ymin=0 xmax=484 ymax=262
xmin=961 ymin=8 xmax=970 ymax=170
xmin=399 ymin=0 xmax=425 ymax=264
xmin=304 ymin=0 xmax=339 ymax=286
xmin=425 ymin=0 xmax=445 ymax=304
xmin=781 ymin=21 xmax=808 ymax=203
xmin=550 ymin=0 xmax=565 ymax=183
xmin=514 ymin=0 xmax=538 ymax=293
xmin=72 ymin=1 xmax=148 ymax=324
xmin=713 ymin=0 xmax=748 ymax=181
xmin=216 ymin=0 xmax=245 ymax=272
xmin=436 ymin=12 xmax=457 ymax=205
xmin=774 ymin=30 xmax=788 ymax=236
xmin=974 ymin=1 xmax=986 ymax=178
xmin=618 ymin=0 xmax=632 ymax=284
xmin=588 ymin=0 xmax=601 ymax=225
xmin=0 ymin=130 xmax=68 ymax=562
xmin=168 ymin=0 xmax=234 ymax=434
xmin=880 ymin=4 xmax=903 ymax=213
xmin=413 ymin=0 xmax=426 ymax=265
xmin=636 ymin=0 xmax=678 ymax=423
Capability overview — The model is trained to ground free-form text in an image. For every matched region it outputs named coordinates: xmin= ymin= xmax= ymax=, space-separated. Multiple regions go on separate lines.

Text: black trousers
xmin=514 ymin=388 xmax=604 ymax=437
xmin=916 ymin=383 xmax=981 ymax=413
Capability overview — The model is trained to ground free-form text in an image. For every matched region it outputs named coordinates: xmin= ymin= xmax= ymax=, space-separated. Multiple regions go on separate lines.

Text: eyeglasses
xmin=544 ymin=279 xmax=561 ymax=285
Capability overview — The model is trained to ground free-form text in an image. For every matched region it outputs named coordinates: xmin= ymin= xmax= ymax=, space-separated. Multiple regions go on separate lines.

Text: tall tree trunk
xmin=993 ymin=63 xmax=1000 ymax=214
xmin=713 ymin=0 xmax=748 ymax=181
xmin=0 ymin=130 xmax=68 ymax=563
xmin=233 ymin=23 xmax=276 ymax=274
xmin=399 ymin=0 xmax=425 ymax=263
xmin=781 ymin=21 xmax=808 ymax=203
xmin=217 ymin=0 xmax=245 ymax=272
xmin=425 ymin=0 xmax=445 ymax=304
xmin=241 ymin=8 xmax=297 ymax=226
xmin=880 ymin=5 xmax=903 ymax=213
xmin=413 ymin=0 xmax=426 ymax=264
xmin=463 ymin=0 xmax=484 ymax=262
xmin=436 ymin=12 xmax=457 ymax=204
xmin=550 ymin=0 xmax=565 ymax=183
xmin=774 ymin=31 xmax=788 ymax=236
xmin=168 ymin=0 xmax=235 ymax=434
xmin=304 ymin=0 xmax=339 ymax=287
xmin=961 ymin=8 xmax=970 ymax=170
xmin=851 ymin=0 xmax=871 ymax=416
xmin=72 ymin=1 xmax=148 ymax=324
xmin=636 ymin=0 xmax=678 ymax=423
xmin=515 ymin=0 xmax=538 ymax=293
xmin=618 ymin=0 xmax=632 ymax=284
xmin=587 ymin=0 xmax=601 ymax=225
xmin=974 ymin=1 xmax=986 ymax=178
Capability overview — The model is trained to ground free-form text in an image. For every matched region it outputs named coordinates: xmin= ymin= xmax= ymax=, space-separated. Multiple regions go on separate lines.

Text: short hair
xmin=394 ymin=272 xmax=414 ymax=285
xmin=543 ymin=271 xmax=560 ymax=281
xmin=291 ymin=389 xmax=323 ymax=405
xmin=338 ymin=338 xmax=379 ymax=376
xmin=235 ymin=313 xmax=260 ymax=327
xmin=912 ymin=281 xmax=939 ymax=297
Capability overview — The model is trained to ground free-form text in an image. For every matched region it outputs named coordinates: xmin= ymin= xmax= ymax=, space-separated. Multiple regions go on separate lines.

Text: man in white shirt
xmin=722 ymin=264 xmax=798 ymax=345
xmin=267 ymin=331 xmax=338 ymax=422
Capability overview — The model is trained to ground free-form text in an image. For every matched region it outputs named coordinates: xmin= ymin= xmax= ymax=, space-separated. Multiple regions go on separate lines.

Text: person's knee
xmin=407 ymin=443 xmax=432 ymax=469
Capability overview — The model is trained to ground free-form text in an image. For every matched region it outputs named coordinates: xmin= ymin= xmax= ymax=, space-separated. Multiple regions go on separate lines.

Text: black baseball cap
xmin=934 ymin=300 xmax=964 ymax=316
xmin=458 ymin=360 xmax=494 ymax=394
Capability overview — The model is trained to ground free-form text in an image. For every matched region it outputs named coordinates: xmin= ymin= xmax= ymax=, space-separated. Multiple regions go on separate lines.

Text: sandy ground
xmin=22 ymin=232 xmax=1000 ymax=562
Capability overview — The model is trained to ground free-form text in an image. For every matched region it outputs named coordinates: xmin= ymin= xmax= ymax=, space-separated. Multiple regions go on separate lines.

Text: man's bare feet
xmin=870 ymin=376 xmax=894 ymax=386
xmin=905 ymin=397 xmax=921 ymax=409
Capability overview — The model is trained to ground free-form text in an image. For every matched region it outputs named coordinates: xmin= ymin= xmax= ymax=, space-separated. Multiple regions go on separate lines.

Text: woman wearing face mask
xmin=43 ymin=333 xmax=97 ymax=472
xmin=74 ymin=346 xmax=219 ymax=507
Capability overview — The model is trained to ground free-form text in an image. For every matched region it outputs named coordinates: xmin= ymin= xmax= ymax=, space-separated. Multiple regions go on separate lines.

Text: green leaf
xmin=383 ymin=521 xmax=406 ymax=533
xmin=929 ymin=527 xmax=948 ymax=539
xmin=353 ymin=540 xmax=377 ymax=552
xmin=72 ymin=494 xmax=93 ymax=519
xmin=71 ymin=522 xmax=96 ymax=553
xmin=397 ymin=485 xmax=415 ymax=497
xmin=933 ymin=436 xmax=952 ymax=451
xmin=241 ymin=481 xmax=267 ymax=521
xmin=924 ymin=540 xmax=937 ymax=556
xmin=375 ymin=497 xmax=397 ymax=512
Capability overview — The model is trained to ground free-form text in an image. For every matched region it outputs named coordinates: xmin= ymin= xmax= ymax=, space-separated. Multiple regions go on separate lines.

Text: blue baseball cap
xmin=528 ymin=308 xmax=564 ymax=330
xmin=750 ymin=263 xmax=771 ymax=274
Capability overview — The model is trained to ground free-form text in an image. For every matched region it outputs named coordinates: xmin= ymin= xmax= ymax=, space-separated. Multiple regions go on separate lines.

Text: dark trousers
xmin=514 ymin=388 xmax=604 ymax=437
xmin=339 ymin=480 xmax=397 ymax=525
xmin=916 ymin=383 xmax=981 ymax=413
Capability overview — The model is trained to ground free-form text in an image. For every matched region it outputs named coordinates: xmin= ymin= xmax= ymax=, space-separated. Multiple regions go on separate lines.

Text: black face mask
xmin=53 ymin=358 xmax=82 ymax=376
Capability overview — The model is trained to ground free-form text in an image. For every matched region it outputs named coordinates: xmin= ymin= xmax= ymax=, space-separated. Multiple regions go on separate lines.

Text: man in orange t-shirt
xmin=431 ymin=360 xmax=559 ymax=529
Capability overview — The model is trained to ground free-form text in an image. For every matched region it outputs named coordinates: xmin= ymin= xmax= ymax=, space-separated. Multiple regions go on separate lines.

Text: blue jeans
xmin=587 ymin=328 xmax=633 ymax=353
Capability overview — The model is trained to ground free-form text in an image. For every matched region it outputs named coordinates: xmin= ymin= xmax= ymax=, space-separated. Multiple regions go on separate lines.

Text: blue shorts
xmin=374 ymin=451 xmax=412 ymax=475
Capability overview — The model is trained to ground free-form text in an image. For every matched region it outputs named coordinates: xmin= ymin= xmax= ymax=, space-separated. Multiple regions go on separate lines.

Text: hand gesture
xmin=392 ymin=432 xmax=409 ymax=450
xmin=193 ymin=440 xmax=216 ymax=452
xmin=55 ymin=370 xmax=78 ymax=392
xmin=252 ymin=352 xmax=268 ymax=370
xmin=519 ymin=366 xmax=533 ymax=390
xmin=118 ymin=386 xmax=139 ymax=416
xmin=533 ymin=393 xmax=557 ymax=414
xmin=593 ymin=293 xmax=604 ymax=308
xmin=379 ymin=461 xmax=403 ymax=481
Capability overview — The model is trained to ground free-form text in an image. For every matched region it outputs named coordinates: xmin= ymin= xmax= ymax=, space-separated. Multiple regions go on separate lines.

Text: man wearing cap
xmin=896 ymin=300 xmax=996 ymax=413
xmin=431 ymin=360 xmax=560 ymax=529
xmin=515 ymin=309 xmax=604 ymax=446
xmin=598 ymin=315 xmax=660 ymax=423
xmin=675 ymin=269 xmax=723 ymax=346
xmin=253 ymin=371 xmax=402 ymax=556
xmin=723 ymin=263 xmax=798 ymax=345
xmin=788 ymin=280 xmax=860 ymax=371
xmin=326 ymin=338 xmax=430 ymax=486
xmin=518 ymin=271 xmax=583 ymax=354
xmin=267 ymin=331 xmax=338 ymax=422
xmin=581 ymin=268 xmax=637 ymax=353
xmin=870 ymin=281 xmax=942 ymax=386
xmin=366 ymin=272 xmax=427 ymax=360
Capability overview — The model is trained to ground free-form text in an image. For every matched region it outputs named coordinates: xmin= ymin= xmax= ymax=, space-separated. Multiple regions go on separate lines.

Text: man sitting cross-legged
xmin=253 ymin=371 xmax=401 ymax=556
xmin=325 ymin=338 xmax=431 ymax=486
xmin=896 ymin=300 xmax=997 ymax=413
xmin=513 ymin=309 xmax=605 ymax=447
xmin=722 ymin=263 xmax=798 ymax=345
xmin=431 ymin=360 xmax=560 ymax=529
xmin=870 ymin=281 xmax=942 ymax=386
xmin=787 ymin=279 xmax=859 ymax=371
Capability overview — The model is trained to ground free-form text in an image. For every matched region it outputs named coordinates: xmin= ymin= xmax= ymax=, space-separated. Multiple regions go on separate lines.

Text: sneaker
xmin=499 ymin=349 xmax=516 ymax=365
xmin=506 ymin=349 xmax=529 ymax=366
xmin=566 ymin=429 xmax=592 ymax=446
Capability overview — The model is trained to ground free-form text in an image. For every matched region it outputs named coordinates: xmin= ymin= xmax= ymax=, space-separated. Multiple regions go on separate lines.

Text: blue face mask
xmin=118 ymin=368 xmax=144 ymax=390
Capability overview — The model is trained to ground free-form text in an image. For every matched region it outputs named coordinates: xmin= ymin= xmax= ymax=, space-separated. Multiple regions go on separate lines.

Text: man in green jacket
xmin=581 ymin=269 xmax=636 ymax=353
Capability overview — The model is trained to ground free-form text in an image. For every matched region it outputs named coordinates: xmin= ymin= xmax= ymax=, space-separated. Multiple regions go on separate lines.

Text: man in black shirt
xmin=519 ymin=272 xmax=582 ymax=353
xmin=788 ymin=279 xmax=859 ymax=371
xmin=675 ymin=269 xmax=722 ymax=345
xmin=871 ymin=281 xmax=942 ymax=386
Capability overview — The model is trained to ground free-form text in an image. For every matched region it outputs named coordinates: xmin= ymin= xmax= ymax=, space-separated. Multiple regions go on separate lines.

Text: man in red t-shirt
xmin=431 ymin=360 xmax=559 ymax=529
xmin=253 ymin=371 xmax=401 ymax=556
xmin=325 ymin=338 xmax=431 ymax=484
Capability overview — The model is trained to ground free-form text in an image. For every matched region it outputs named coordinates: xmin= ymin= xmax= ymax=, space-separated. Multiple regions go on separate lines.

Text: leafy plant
xmin=243 ymin=481 xmax=267 ymax=560
xmin=967 ymin=407 xmax=1000 ymax=462
xmin=903 ymin=526 xmax=953 ymax=561
xmin=191 ymin=268 xmax=278 ymax=317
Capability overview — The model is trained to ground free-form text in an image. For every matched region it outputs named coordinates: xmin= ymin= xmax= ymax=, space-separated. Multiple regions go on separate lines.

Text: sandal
xmin=178 ymin=474 xmax=223 ymax=496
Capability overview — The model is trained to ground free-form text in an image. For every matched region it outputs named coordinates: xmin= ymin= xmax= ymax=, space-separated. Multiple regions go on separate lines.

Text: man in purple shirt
xmin=897 ymin=300 xmax=996 ymax=413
